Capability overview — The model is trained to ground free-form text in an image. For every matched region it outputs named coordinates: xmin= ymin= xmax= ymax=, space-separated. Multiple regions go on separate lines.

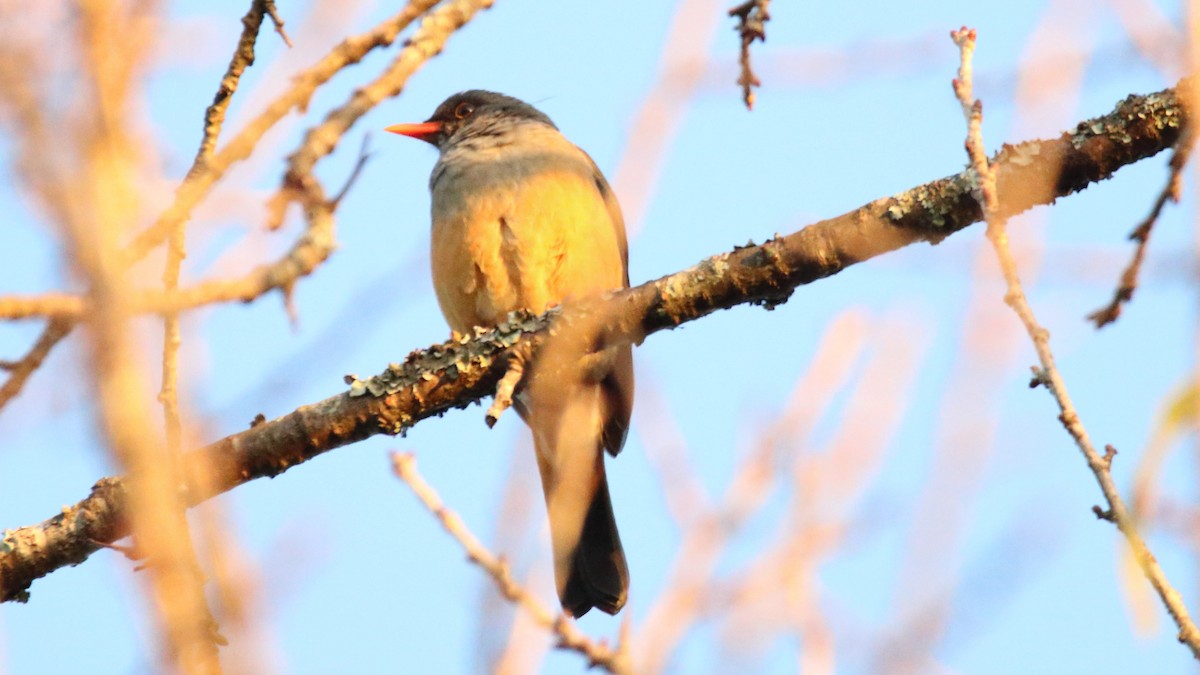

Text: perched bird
xmin=386 ymin=91 xmax=633 ymax=617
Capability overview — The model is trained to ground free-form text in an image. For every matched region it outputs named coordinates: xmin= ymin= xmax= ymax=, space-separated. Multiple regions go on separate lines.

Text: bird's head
xmin=385 ymin=90 xmax=556 ymax=150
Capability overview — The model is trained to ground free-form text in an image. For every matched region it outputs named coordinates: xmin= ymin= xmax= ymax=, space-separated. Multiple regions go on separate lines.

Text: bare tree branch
xmin=0 ymin=79 xmax=1189 ymax=604
xmin=70 ymin=0 xmax=222 ymax=668
xmin=0 ymin=0 xmax=450 ymax=416
xmin=120 ymin=0 xmax=444 ymax=265
xmin=163 ymin=0 xmax=277 ymax=464
xmin=392 ymin=453 xmax=629 ymax=673
xmin=0 ymin=317 xmax=72 ymax=412
xmin=727 ymin=0 xmax=770 ymax=109
xmin=1088 ymin=125 xmax=1193 ymax=328
xmin=952 ymin=28 xmax=1200 ymax=658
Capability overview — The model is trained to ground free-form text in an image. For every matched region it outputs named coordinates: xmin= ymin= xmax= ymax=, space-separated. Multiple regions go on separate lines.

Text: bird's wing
xmin=582 ymin=151 xmax=630 ymax=288
xmin=579 ymin=149 xmax=634 ymax=457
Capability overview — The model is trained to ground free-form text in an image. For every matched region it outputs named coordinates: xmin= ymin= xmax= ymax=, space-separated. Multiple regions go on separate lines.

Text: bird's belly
xmin=429 ymin=165 xmax=622 ymax=334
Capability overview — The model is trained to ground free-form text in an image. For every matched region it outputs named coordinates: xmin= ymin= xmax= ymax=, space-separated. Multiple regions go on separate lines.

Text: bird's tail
xmin=560 ymin=468 xmax=628 ymax=617
xmin=525 ymin=386 xmax=629 ymax=617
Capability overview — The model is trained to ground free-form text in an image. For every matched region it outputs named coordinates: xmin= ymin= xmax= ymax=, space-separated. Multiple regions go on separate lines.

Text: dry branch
xmin=0 ymin=0 xmax=495 ymax=326
xmin=163 ymin=0 xmax=277 ymax=460
xmin=952 ymin=29 xmax=1200 ymax=657
xmin=121 ymin=0 xmax=444 ymax=264
xmin=0 ymin=0 xmax=452 ymax=415
xmin=1088 ymin=125 xmax=1193 ymax=328
xmin=392 ymin=453 xmax=628 ymax=673
xmin=70 ymin=0 xmax=221 ymax=668
xmin=728 ymin=0 xmax=770 ymax=109
xmin=0 ymin=317 xmax=72 ymax=411
xmin=0 ymin=80 xmax=1189 ymax=603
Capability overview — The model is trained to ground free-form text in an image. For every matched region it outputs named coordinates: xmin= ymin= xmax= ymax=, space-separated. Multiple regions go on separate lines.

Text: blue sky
xmin=1 ymin=0 xmax=1198 ymax=673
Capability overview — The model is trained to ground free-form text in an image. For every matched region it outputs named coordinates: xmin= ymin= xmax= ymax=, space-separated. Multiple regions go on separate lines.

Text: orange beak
xmin=384 ymin=121 xmax=443 ymax=141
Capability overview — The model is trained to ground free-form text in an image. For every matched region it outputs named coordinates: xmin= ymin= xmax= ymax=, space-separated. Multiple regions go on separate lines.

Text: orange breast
xmin=429 ymin=139 xmax=624 ymax=334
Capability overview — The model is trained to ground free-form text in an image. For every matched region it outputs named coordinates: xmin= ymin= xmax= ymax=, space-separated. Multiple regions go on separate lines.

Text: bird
xmin=386 ymin=91 xmax=633 ymax=617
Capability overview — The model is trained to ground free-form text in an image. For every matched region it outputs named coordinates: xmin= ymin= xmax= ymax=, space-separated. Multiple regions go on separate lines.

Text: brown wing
xmin=583 ymin=151 xmax=634 ymax=457
xmin=585 ymin=153 xmax=630 ymax=288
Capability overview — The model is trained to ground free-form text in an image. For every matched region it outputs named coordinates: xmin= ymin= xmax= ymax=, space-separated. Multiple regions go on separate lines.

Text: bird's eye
xmin=453 ymin=102 xmax=475 ymax=119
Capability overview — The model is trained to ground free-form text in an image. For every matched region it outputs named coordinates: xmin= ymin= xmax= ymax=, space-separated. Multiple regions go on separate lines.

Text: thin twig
xmin=1088 ymin=127 xmax=1194 ymax=328
xmin=727 ymin=0 xmax=770 ymax=110
xmin=391 ymin=452 xmax=630 ymax=674
xmin=950 ymin=26 xmax=1200 ymax=658
xmin=190 ymin=0 xmax=272 ymax=175
xmin=330 ymin=134 xmax=374 ymax=207
xmin=159 ymin=305 xmax=184 ymax=453
xmin=262 ymin=0 xmax=292 ymax=48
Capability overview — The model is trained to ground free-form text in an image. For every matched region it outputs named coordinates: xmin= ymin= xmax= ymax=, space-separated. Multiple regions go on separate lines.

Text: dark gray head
xmin=385 ymin=90 xmax=556 ymax=149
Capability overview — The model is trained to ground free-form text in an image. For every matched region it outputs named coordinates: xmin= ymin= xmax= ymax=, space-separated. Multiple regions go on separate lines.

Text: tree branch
xmin=0 ymin=80 xmax=1189 ymax=603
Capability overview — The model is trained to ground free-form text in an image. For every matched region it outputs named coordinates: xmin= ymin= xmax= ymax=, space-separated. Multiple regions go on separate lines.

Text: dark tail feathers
xmin=560 ymin=476 xmax=628 ymax=617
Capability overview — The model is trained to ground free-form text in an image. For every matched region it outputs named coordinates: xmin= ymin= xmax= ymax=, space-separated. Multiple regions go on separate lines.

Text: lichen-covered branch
xmin=0 ymin=80 xmax=1190 ymax=603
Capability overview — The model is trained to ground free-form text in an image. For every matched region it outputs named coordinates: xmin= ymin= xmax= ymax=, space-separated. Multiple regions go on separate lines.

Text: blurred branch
xmin=613 ymin=0 xmax=722 ymax=237
xmin=0 ymin=0 xmax=493 ymax=325
xmin=0 ymin=35 xmax=80 ymax=416
xmin=707 ymin=318 xmax=923 ymax=671
xmin=636 ymin=310 xmax=869 ymax=672
xmin=121 ymin=0 xmax=444 ymax=263
xmin=0 ymin=317 xmax=72 ymax=411
xmin=1110 ymin=0 xmax=1185 ymax=78
xmin=951 ymin=28 xmax=1200 ymax=659
xmin=392 ymin=453 xmax=629 ymax=673
xmin=0 ymin=79 xmax=1191 ymax=602
xmin=163 ymin=0 xmax=277 ymax=457
xmin=0 ymin=0 xmax=447 ymax=415
xmin=70 ymin=0 xmax=221 ymax=669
